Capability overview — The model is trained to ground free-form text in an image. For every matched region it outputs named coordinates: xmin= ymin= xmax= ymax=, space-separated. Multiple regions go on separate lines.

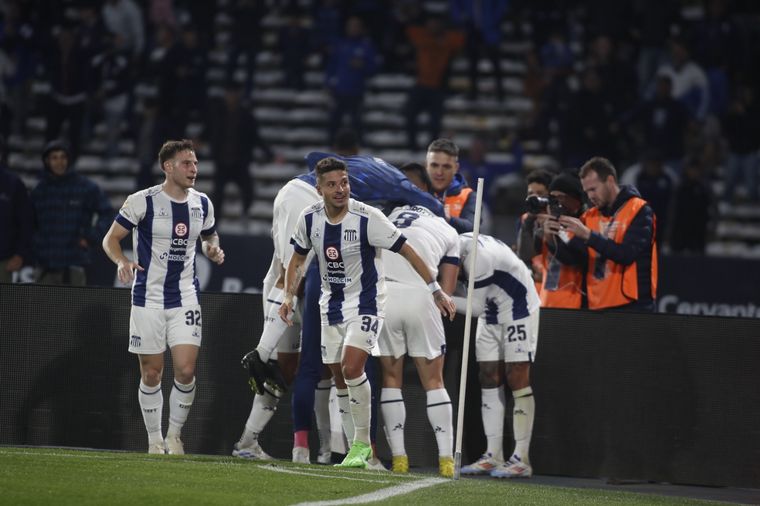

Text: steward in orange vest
xmin=425 ymin=138 xmax=476 ymax=233
xmin=546 ymin=157 xmax=657 ymax=312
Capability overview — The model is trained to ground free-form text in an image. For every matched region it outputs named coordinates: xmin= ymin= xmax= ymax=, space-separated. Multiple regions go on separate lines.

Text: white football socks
xmin=138 ymin=380 xmax=163 ymax=444
xmin=336 ymin=388 xmax=355 ymax=443
xmin=511 ymin=386 xmax=535 ymax=464
xmin=481 ymin=386 xmax=506 ymax=461
xmin=344 ymin=373 xmax=371 ymax=445
xmin=167 ymin=377 xmax=195 ymax=439
xmin=426 ymin=388 xmax=453 ymax=457
xmin=240 ymin=390 xmax=280 ymax=446
xmin=257 ymin=287 xmax=291 ymax=363
xmin=381 ymin=387 xmax=406 ymax=456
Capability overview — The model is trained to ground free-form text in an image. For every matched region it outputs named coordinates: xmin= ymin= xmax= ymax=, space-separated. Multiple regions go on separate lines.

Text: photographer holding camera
xmin=536 ymin=173 xmax=587 ymax=308
xmin=516 ymin=170 xmax=553 ymax=291
xmin=544 ymin=157 xmax=657 ymax=312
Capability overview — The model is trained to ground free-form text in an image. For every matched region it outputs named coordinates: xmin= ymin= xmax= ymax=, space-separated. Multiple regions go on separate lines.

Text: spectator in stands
xmin=537 ymin=172 xmax=587 ymax=308
xmin=617 ymin=75 xmax=690 ymax=167
xmin=43 ymin=21 xmax=88 ymax=162
xmin=560 ymin=67 xmax=616 ymax=168
xmin=404 ymin=15 xmax=464 ymax=150
xmin=207 ymin=80 xmax=273 ymax=226
xmin=279 ymin=10 xmax=310 ymax=91
xmin=0 ymin=136 xmax=32 ymax=283
xmin=0 ymin=1 xmax=38 ymax=138
xmin=721 ymin=81 xmax=760 ymax=203
xmin=378 ymin=165 xmax=460 ymax=478
xmin=655 ymin=37 xmax=710 ymax=121
xmin=620 ymin=150 xmax=677 ymax=247
xmin=102 ymin=0 xmax=145 ymax=65
xmin=325 ymin=16 xmax=377 ymax=145
xmin=226 ymin=0 xmax=265 ymax=92
xmin=90 ymin=33 xmax=132 ymax=161
xmin=101 ymin=139 xmax=224 ymax=455
xmin=30 ymin=140 xmax=113 ymax=285
xmin=450 ymin=0 xmax=509 ymax=102
xmin=516 ymin=169 xmax=554 ymax=291
xmin=586 ymin=34 xmax=637 ymax=119
xmin=149 ymin=24 xmax=183 ymax=142
xmin=425 ymin=138 xmax=475 ymax=233
xmin=173 ymin=24 xmax=207 ymax=129
xmin=459 ymin=133 xmax=523 ymax=209
xmin=456 ymin=233 xmax=540 ymax=479
xmin=545 ymin=157 xmax=657 ymax=311
xmin=670 ymin=157 xmax=712 ymax=254
xmin=135 ymin=97 xmax=159 ymax=190
xmin=631 ymin=0 xmax=681 ymax=98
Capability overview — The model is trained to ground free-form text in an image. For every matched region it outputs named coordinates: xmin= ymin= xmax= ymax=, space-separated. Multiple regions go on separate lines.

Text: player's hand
xmin=117 ymin=259 xmax=143 ymax=284
xmin=279 ymin=298 xmax=294 ymax=326
xmin=206 ymin=245 xmax=225 ymax=265
xmin=434 ymin=290 xmax=457 ymax=321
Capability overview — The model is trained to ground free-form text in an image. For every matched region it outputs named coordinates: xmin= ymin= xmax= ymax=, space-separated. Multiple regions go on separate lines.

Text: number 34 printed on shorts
xmin=360 ymin=315 xmax=379 ymax=334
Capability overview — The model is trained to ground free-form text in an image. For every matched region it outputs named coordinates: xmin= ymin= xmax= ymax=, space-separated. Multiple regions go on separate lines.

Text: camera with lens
xmin=525 ymin=195 xmax=568 ymax=217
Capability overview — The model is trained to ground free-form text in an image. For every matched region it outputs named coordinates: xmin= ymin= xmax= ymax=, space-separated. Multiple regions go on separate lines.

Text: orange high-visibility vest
xmin=444 ymin=187 xmax=473 ymax=218
xmin=539 ymin=239 xmax=584 ymax=308
xmin=584 ymin=197 xmax=657 ymax=309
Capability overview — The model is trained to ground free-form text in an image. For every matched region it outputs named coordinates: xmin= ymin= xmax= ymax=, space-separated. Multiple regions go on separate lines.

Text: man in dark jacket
xmin=544 ymin=157 xmax=657 ymax=311
xmin=425 ymin=138 xmax=476 ymax=233
xmin=0 ymin=137 xmax=33 ymax=282
xmin=30 ymin=140 xmax=113 ymax=285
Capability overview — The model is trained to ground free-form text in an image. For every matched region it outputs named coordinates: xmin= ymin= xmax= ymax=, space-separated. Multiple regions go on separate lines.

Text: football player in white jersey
xmin=102 ymin=140 xmax=225 ymax=455
xmin=378 ymin=163 xmax=460 ymax=478
xmin=233 ymin=176 xmax=320 ymax=462
xmin=455 ymin=233 xmax=540 ymax=479
xmin=279 ymin=157 xmax=456 ymax=469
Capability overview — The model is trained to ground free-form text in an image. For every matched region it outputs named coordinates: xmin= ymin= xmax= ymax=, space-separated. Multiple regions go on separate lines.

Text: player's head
xmin=315 ymin=157 xmax=350 ymax=210
xmin=399 ymin=162 xmax=432 ymax=193
xmin=425 ymin=138 xmax=459 ymax=194
xmin=159 ymin=139 xmax=198 ymax=190
xmin=579 ymin=156 xmax=618 ymax=209
xmin=42 ymin=139 xmax=70 ymax=177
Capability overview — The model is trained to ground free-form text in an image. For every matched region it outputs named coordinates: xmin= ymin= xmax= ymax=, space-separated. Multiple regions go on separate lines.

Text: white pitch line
xmin=292 ymin=477 xmax=449 ymax=506
xmin=255 ymin=464 xmax=394 ymax=484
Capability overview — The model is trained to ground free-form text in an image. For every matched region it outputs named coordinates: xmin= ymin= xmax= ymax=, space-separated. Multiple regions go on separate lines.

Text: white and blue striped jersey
xmin=460 ymin=233 xmax=540 ymax=323
xmin=384 ymin=205 xmax=460 ymax=287
xmin=115 ymin=185 xmax=216 ymax=309
xmin=291 ymin=198 xmax=406 ymax=325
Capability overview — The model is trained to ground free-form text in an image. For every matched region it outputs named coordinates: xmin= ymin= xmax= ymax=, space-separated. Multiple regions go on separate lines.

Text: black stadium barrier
xmin=1 ymin=283 xmax=758 ymax=488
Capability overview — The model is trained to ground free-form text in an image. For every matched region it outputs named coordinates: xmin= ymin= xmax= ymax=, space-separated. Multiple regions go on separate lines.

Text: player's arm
xmin=201 ymin=232 xmax=225 ymax=265
xmin=438 ymin=261 xmax=459 ymax=296
xmin=279 ymin=250 xmax=307 ymax=325
xmin=398 ymin=242 xmax=457 ymax=320
xmin=102 ymin=221 xmax=143 ymax=284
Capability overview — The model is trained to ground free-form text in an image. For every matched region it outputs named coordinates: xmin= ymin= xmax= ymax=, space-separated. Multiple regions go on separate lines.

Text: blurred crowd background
xmin=2 ymin=0 xmax=760 ymax=256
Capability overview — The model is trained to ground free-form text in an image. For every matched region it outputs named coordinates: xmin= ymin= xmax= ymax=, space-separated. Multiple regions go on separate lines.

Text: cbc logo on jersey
xmin=175 ymin=223 xmax=188 ymax=237
xmin=326 ymin=246 xmax=339 ymax=260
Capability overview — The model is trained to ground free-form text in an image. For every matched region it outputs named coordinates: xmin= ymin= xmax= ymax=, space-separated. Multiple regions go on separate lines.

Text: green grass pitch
xmin=0 ymin=448 xmax=723 ymax=505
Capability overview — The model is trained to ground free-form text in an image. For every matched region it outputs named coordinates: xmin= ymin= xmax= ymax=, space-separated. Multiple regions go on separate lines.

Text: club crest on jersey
xmin=344 ymin=229 xmax=357 ymax=242
xmin=326 ymin=246 xmax=339 ymax=260
xmin=175 ymin=223 xmax=188 ymax=236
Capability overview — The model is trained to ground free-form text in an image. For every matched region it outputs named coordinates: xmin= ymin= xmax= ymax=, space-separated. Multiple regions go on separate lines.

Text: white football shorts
xmin=128 ymin=304 xmax=202 ymax=354
xmin=474 ymin=309 xmax=539 ymax=363
xmin=321 ymin=314 xmax=383 ymax=364
xmin=378 ymin=282 xmax=445 ymax=359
